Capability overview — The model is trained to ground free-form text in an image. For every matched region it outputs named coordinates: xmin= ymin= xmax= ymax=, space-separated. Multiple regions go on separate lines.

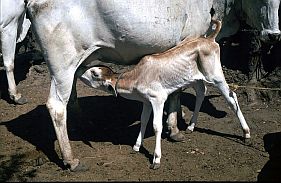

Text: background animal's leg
xmin=165 ymin=90 xmax=185 ymax=142
xmin=1 ymin=23 xmax=27 ymax=104
xmin=46 ymin=72 xmax=88 ymax=172
xmin=186 ymin=80 xmax=206 ymax=133
xmin=133 ymin=103 xmax=152 ymax=152
xmin=216 ymin=81 xmax=251 ymax=140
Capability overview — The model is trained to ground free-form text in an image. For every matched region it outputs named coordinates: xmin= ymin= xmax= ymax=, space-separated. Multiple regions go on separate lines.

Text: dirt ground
xmin=0 ymin=44 xmax=281 ymax=181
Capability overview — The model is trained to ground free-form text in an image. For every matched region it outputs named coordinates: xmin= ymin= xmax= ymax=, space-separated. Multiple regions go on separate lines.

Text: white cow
xmin=0 ymin=0 xmax=31 ymax=104
xmin=25 ymin=0 xmax=280 ymax=171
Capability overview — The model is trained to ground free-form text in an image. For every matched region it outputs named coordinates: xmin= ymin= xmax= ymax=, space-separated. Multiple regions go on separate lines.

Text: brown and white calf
xmin=81 ymin=19 xmax=250 ymax=169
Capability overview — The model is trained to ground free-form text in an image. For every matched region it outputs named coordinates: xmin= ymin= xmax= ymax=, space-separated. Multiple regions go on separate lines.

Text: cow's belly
xmin=104 ymin=32 xmax=184 ymax=64
xmin=88 ymin=0 xmax=188 ymax=63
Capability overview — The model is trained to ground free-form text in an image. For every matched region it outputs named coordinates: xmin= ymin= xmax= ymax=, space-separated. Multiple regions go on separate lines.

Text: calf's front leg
xmin=215 ymin=81 xmax=251 ymax=141
xmin=150 ymin=98 xmax=166 ymax=170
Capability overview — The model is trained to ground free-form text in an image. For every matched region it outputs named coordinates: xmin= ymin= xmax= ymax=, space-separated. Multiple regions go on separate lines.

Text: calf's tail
xmin=207 ymin=19 xmax=222 ymax=41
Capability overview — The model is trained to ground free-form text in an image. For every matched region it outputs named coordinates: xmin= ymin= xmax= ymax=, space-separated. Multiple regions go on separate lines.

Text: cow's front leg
xmin=1 ymin=22 xmax=27 ymax=104
xmin=166 ymin=90 xmax=185 ymax=142
xmin=46 ymin=75 xmax=88 ymax=172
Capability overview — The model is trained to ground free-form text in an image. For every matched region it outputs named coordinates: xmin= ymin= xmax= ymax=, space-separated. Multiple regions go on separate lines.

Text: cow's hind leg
xmin=186 ymin=80 xmax=206 ymax=133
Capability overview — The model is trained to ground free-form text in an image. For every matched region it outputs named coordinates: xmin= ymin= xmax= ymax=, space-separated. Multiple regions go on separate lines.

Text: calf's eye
xmin=91 ymin=71 xmax=99 ymax=78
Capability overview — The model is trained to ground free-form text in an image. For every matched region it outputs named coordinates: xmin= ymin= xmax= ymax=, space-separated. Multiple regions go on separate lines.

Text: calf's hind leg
xmin=199 ymin=44 xmax=250 ymax=141
xmin=215 ymin=80 xmax=251 ymax=140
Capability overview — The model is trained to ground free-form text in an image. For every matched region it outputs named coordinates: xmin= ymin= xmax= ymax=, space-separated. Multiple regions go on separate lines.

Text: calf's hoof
xmin=185 ymin=125 xmax=195 ymax=134
xmin=150 ymin=163 xmax=161 ymax=170
xmin=169 ymin=132 xmax=185 ymax=142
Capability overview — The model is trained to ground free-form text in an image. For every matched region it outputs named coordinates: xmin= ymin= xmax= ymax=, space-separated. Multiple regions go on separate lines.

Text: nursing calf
xmin=82 ymin=19 xmax=250 ymax=169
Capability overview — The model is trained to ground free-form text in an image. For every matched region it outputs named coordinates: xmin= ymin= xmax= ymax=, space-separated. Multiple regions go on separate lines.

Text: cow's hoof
xmin=169 ymin=133 xmax=185 ymax=142
xmin=150 ymin=163 xmax=160 ymax=170
xmin=15 ymin=96 xmax=28 ymax=105
xmin=70 ymin=162 xmax=89 ymax=172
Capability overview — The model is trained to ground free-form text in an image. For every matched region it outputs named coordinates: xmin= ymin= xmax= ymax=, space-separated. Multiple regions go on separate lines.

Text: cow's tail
xmin=207 ymin=19 xmax=222 ymax=41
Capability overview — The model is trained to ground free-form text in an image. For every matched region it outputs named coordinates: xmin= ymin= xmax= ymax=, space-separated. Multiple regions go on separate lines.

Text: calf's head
xmin=80 ymin=66 xmax=116 ymax=95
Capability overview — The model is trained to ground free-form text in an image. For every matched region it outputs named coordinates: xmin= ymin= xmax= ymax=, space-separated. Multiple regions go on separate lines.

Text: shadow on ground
xmin=258 ymin=132 xmax=281 ymax=182
xmin=1 ymin=92 xmax=231 ymax=170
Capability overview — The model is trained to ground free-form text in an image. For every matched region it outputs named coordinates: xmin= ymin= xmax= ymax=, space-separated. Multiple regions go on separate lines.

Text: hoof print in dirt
xmin=33 ymin=157 xmax=46 ymax=167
